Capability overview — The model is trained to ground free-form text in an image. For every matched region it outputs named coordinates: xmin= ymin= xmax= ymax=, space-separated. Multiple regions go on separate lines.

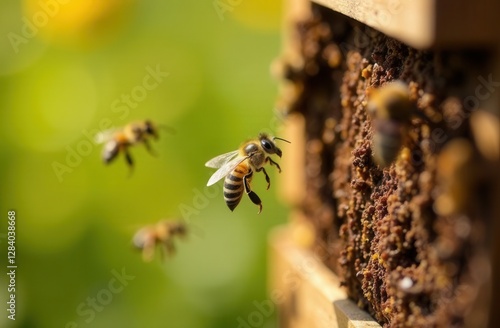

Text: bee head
xmin=144 ymin=120 xmax=159 ymax=139
xmin=169 ymin=222 xmax=187 ymax=237
xmin=259 ymin=133 xmax=290 ymax=157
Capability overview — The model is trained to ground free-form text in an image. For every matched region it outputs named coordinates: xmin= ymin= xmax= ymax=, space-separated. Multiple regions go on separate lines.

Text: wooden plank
xmin=269 ymin=221 xmax=381 ymax=328
xmin=311 ymin=0 xmax=500 ymax=49
xmin=278 ymin=114 xmax=306 ymax=207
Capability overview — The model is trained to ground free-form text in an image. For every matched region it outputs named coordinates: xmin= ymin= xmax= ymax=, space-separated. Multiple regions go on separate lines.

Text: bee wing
xmin=94 ymin=128 xmax=120 ymax=144
xmin=206 ymin=155 xmax=249 ymax=186
xmin=205 ymin=150 xmax=239 ymax=168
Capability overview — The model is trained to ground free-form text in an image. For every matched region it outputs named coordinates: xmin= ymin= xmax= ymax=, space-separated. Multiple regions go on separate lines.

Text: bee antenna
xmin=273 ymin=136 xmax=291 ymax=144
xmin=158 ymin=124 xmax=177 ymax=135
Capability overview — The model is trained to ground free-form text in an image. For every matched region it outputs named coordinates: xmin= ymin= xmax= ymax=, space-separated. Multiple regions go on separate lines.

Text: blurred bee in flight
xmin=205 ymin=133 xmax=290 ymax=213
xmin=367 ymin=81 xmax=415 ymax=168
xmin=132 ymin=219 xmax=187 ymax=262
xmin=96 ymin=120 xmax=167 ymax=173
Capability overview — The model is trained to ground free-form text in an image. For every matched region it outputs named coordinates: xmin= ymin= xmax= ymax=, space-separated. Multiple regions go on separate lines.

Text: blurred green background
xmin=0 ymin=1 xmax=288 ymax=327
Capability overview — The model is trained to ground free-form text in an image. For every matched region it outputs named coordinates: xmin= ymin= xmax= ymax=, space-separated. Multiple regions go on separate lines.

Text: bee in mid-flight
xmin=367 ymin=81 xmax=415 ymax=168
xmin=205 ymin=133 xmax=290 ymax=213
xmin=132 ymin=219 xmax=187 ymax=262
xmin=96 ymin=120 xmax=160 ymax=172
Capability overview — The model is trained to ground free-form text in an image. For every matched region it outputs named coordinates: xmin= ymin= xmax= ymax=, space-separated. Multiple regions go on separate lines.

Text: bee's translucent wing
xmin=94 ymin=128 xmax=120 ymax=144
xmin=206 ymin=155 xmax=249 ymax=186
xmin=205 ymin=150 xmax=239 ymax=168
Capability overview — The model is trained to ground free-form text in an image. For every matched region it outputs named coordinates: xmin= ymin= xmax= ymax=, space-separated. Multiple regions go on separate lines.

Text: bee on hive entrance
xmin=132 ymin=220 xmax=187 ymax=262
xmin=96 ymin=120 xmax=165 ymax=173
xmin=205 ymin=133 xmax=290 ymax=213
xmin=367 ymin=81 xmax=415 ymax=168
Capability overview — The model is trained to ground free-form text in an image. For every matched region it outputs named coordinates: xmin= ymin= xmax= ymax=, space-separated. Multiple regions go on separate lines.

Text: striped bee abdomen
xmin=223 ymin=164 xmax=251 ymax=211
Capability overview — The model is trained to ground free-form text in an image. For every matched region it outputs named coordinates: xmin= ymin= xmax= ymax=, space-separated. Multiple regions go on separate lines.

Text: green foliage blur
xmin=0 ymin=1 xmax=287 ymax=327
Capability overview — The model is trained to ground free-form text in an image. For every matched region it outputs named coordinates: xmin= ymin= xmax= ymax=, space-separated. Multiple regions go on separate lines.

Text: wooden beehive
xmin=270 ymin=0 xmax=500 ymax=327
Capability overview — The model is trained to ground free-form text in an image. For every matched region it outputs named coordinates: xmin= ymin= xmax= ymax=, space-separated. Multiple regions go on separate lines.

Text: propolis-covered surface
xmin=274 ymin=2 xmax=499 ymax=327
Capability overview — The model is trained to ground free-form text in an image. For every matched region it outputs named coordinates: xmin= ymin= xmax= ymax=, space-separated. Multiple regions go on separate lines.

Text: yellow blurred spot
xmin=23 ymin=0 xmax=135 ymax=47
xmin=231 ymin=0 xmax=283 ymax=32
xmin=470 ymin=110 xmax=499 ymax=161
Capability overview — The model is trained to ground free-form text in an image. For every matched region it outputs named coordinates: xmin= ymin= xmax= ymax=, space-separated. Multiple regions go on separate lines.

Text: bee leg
xmin=256 ymin=167 xmax=271 ymax=190
xmin=124 ymin=150 xmax=134 ymax=176
xmin=268 ymin=157 xmax=282 ymax=173
xmin=158 ymin=124 xmax=177 ymax=136
xmin=243 ymin=174 xmax=263 ymax=214
xmin=142 ymin=250 xmax=153 ymax=262
xmin=143 ymin=139 xmax=158 ymax=157
xmin=186 ymin=223 xmax=205 ymax=239
xmin=163 ymin=240 xmax=176 ymax=257
xmin=141 ymin=242 xmax=155 ymax=262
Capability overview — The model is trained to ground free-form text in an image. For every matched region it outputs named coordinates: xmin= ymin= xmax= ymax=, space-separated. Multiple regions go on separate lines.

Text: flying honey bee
xmin=205 ymin=133 xmax=290 ymax=213
xmin=132 ymin=219 xmax=187 ymax=262
xmin=96 ymin=120 xmax=163 ymax=172
xmin=367 ymin=81 xmax=415 ymax=168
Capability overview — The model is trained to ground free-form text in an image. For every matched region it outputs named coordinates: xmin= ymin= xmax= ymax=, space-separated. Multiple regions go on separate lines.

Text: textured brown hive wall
xmin=275 ymin=3 xmax=499 ymax=327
